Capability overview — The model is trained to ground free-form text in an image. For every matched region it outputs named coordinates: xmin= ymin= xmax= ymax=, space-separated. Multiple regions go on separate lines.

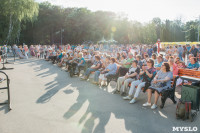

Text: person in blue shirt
xmin=177 ymin=45 xmax=184 ymax=61
xmin=77 ymin=52 xmax=85 ymax=70
xmin=187 ymin=57 xmax=199 ymax=70
xmin=136 ymin=55 xmax=143 ymax=69
xmin=154 ymin=55 xmax=163 ymax=71
xmin=73 ymin=52 xmax=86 ymax=74
xmin=147 ymin=46 xmax=153 ymax=58
xmin=97 ymin=57 xmax=117 ymax=86
xmin=58 ymin=52 xmax=63 ymax=60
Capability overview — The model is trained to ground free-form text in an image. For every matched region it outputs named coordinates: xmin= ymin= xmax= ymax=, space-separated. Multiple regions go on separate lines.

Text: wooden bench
xmin=177 ymin=68 xmax=200 ymax=79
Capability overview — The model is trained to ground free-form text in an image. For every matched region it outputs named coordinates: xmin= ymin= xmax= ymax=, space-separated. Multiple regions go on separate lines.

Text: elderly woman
xmin=93 ymin=56 xmax=110 ymax=85
xmin=154 ymin=55 xmax=163 ymax=71
xmin=143 ymin=62 xmax=173 ymax=109
xmin=65 ymin=52 xmax=78 ymax=71
xmin=77 ymin=52 xmax=86 ymax=72
xmin=123 ymin=59 xmax=156 ymax=103
xmin=168 ymin=56 xmax=178 ymax=75
xmin=187 ymin=57 xmax=199 ymax=70
xmin=69 ymin=52 xmax=86 ymax=75
xmin=58 ymin=52 xmax=67 ymax=67
xmin=98 ymin=57 xmax=117 ymax=86
xmin=81 ymin=55 xmax=102 ymax=80
xmin=113 ymin=60 xmax=140 ymax=96
xmin=118 ymin=53 xmax=135 ymax=76
xmin=152 ymin=53 xmax=157 ymax=64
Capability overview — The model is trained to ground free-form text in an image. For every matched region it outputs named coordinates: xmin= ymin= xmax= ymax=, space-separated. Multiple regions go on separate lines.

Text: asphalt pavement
xmin=0 ymin=58 xmax=199 ymax=133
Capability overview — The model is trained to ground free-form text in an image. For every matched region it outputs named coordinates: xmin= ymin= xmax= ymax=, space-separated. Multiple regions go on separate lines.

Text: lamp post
xmin=61 ymin=28 xmax=64 ymax=45
xmin=198 ymin=15 xmax=200 ymax=42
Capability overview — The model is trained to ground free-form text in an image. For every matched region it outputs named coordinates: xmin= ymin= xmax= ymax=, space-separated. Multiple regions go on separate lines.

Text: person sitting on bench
xmin=123 ymin=59 xmax=156 ymax=104
xmin=113 ymin=60 xmax=140 ymax=96
xmin=143 ymin=62 xmax=173 ymax=109
xmin=81 ymin=55 xmax=102 ymax=80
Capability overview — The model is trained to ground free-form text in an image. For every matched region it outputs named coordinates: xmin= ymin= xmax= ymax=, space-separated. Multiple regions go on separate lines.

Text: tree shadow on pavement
xmin=19 ymin=59 xmax=199 ymax=133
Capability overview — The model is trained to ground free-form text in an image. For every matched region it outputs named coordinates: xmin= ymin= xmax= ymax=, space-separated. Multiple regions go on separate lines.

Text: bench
xmin=177 ymin=68 xmax=200 ymax=79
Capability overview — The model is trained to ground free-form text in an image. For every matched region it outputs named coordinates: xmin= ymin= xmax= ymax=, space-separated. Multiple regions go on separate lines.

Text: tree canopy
xmin=0 ymin=1 xmax=199 ymax=45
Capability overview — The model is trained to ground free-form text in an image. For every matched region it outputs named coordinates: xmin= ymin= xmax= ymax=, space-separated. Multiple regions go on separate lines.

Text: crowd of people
xmin=3 ymin=43 xmax=200 ymax=109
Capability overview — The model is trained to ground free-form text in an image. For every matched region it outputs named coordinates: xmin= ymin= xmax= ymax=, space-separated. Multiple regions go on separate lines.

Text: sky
xmin=35 ymin=0 xmax=200 ymax=23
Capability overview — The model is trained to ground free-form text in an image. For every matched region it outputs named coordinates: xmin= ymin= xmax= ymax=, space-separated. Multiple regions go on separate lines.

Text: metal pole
xmin=198 ymin=15 xmax=200 ymax=42
xmin=61 ymin=28 xmax=62 ymax=45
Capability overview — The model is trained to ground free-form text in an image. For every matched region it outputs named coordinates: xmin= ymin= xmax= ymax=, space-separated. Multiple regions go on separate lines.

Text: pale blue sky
xmin=35 ymin=0 xmax=200 ymax=23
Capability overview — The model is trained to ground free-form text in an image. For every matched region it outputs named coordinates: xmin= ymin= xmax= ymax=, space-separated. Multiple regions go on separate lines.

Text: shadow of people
xmin=15 ymin=58 xmax=199 ymax=133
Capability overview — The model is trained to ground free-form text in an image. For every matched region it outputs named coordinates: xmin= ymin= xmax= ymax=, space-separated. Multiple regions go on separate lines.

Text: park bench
xmin=177 ymin=68 xmax=200 ymax=79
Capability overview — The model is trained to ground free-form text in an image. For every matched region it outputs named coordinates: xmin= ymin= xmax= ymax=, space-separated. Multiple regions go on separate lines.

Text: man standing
xmin=177 ymin=45 xmax=184 ymax=61
xmin=153 ymin=44 xmax=157 ymax=54
xmin=186 ymin=44 xmax=191 ymax=56
xmin=190 ymin=45 xmax=199 ymax=58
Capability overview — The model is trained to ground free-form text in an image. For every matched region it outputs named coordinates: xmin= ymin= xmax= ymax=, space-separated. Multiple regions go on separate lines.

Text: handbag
xmin=176 ymin=99 xmax=192 ymax=121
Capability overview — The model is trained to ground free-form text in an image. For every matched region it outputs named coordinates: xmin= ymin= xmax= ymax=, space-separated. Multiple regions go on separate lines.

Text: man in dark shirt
xmin=190 ymin=45 xmax=199 ymax=58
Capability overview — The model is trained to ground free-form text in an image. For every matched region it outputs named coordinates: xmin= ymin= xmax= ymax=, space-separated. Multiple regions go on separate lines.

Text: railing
xmin=0 ymin=71 xmax=11 ymax=110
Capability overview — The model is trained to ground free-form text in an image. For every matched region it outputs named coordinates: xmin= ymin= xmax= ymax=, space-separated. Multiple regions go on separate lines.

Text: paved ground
xmin=0 ymin=58 xmax=199 ymax=133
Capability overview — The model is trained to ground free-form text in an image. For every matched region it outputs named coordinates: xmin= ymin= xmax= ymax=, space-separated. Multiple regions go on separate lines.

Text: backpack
xmin=176 ymin=99 xmax=192 ymax=120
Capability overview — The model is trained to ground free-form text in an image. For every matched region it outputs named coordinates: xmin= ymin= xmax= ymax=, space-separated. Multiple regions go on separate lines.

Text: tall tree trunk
xmin=6 ymin=14 xmax=13 ymax=44
xmin=16 ymin=22 xmax=21 ymax=44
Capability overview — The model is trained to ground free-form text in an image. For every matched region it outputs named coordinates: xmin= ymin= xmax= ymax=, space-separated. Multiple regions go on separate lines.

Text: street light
xmin=197 ymin=15 xmax=200 ymax=42
xmin=61 ymin=28 xmax=64 ymax=45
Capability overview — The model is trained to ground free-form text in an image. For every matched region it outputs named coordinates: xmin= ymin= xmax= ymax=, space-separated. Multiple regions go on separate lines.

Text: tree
xmin=0 ymin=0 xmax=38 ymax=44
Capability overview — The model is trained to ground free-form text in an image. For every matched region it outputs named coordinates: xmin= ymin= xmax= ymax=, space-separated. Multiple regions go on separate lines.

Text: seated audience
xmin=187 ymin=57 xmax=199 ymax=70
xmin=143 ymin=62 xmax=173 ymax=109
xmin=123 ymin=59 xmax=156 ymax=103
xmin=113 ymin=60 xmax=140 ymax=96
xmin=98 ymin=58 xmax=117 ymax=86
xmin=154 ymin=55 xmax=163 ymax=71
xmin=81 ymin=55 xmax=102 ymax=80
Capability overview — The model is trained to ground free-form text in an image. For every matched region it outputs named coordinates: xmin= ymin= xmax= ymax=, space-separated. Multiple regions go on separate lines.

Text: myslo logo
xmin=172 ymin=127 xmax=198 ymax=132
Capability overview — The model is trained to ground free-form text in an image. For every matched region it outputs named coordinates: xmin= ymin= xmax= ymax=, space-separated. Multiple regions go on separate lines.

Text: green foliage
xmin=1 ymin=1 xmax=199 ymax=45
xmin=0 ymin=0 xmax=38 ymax=44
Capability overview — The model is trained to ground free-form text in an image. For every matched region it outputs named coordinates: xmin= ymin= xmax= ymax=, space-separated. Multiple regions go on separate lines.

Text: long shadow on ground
xmin=17 ymin=58 xmax=200 ymax=133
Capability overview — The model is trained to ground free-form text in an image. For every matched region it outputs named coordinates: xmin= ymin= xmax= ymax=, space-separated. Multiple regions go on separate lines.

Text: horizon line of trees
xmin=0 ymin=1 xmax=199 ymax=45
